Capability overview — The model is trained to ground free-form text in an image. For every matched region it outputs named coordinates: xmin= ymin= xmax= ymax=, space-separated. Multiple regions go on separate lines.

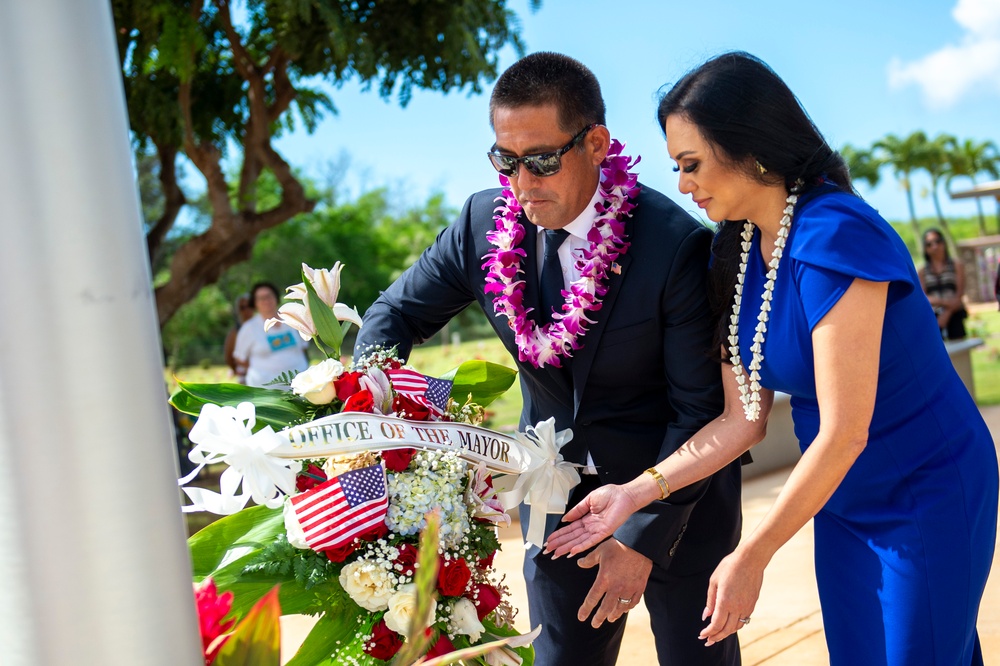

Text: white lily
xmin=265 ymin=302 xmax=316 ymax=340
xmin=272 ymin=262 xmax=364 ymax=337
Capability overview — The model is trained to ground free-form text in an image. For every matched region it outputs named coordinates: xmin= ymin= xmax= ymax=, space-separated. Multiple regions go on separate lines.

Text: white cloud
xmin=888 ymin=0 xmax=1000 ymax=109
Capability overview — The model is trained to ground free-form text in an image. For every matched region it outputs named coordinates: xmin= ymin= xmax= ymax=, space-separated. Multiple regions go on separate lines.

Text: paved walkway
xmin=490 ymin=404 xmax=1000 ymax=664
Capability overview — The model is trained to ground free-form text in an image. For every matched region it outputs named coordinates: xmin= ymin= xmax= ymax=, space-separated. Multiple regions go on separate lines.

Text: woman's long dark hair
xmin=656 ymin=52 xmax=855 ymax=358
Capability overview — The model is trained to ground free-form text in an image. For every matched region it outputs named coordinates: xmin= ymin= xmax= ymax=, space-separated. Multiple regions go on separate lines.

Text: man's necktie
xmin=539 ymin=228 xmax=569 ymax=326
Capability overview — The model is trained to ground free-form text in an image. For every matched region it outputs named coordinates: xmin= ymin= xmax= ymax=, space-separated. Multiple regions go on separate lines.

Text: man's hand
xmin=575 ymin=539 xmax=652 ymax=628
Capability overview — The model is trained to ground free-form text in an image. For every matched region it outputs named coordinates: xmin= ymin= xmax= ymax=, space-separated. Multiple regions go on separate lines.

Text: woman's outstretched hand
xmin=543 ymin=484 xmax=640 ymax=558
xmin=698 ymin=548 xmax=764 ymax=646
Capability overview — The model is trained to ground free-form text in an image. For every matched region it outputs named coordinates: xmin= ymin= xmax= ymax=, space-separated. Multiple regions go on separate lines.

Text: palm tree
xmin=873 ymin=131 xmax=930 ymax=245
xmin=841 ymin=143 xmax=883 ymax=189
xmin=918 ymin=133 xmax=956 ymax=243
xmin=946 ymin=137 xmax=1000 ymax=235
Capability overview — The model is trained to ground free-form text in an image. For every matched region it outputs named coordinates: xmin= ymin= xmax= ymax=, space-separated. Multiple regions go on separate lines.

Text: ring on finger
xmin=738 ymin=616 xmax=751 ymax=625
xmin=617 ymin=597 xmax=632 ymax=605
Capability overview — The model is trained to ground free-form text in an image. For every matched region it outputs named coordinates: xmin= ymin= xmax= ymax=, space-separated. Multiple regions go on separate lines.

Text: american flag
xmin=290 ymin=464 xmax=388 ymax=551
xmin=386 ymin=368 xmax=453 ymax=416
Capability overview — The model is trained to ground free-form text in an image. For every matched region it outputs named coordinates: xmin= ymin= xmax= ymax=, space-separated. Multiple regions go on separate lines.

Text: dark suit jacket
xmin=355 ymin=184 xmax=741 ymax=571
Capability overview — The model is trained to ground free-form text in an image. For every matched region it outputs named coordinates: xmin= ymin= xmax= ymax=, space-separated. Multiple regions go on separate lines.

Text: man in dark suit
xmin=355 ymin=52 xmax=742 ymax=665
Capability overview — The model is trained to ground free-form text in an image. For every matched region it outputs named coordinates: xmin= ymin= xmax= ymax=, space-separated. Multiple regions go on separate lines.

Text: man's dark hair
xmin=489 ymin=52 xmax=606 ymax=133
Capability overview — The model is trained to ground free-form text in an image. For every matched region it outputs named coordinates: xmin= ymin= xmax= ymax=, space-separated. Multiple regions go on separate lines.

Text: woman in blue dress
xmin=545 ymin=52 xmax=998 ymax=664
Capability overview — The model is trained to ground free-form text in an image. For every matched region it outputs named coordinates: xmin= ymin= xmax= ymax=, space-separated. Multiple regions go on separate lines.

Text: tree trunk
xmin=930 ymin=190 xmax=954 ymax=245
xmin=905 ymin=182 xmax=921 ymax=248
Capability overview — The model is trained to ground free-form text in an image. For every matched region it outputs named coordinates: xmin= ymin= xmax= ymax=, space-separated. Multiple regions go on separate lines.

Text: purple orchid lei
xmin=481 ymin=139 xmax=640 ymax=369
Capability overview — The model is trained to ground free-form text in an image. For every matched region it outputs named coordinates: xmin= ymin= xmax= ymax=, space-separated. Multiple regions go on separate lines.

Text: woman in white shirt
xmin=233 ymin=282 xmax=309 ymax=388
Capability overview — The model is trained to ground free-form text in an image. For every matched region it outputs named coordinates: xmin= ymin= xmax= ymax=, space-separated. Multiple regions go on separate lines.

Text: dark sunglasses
xmin=487 ymin=124 xmax=597 ymax=178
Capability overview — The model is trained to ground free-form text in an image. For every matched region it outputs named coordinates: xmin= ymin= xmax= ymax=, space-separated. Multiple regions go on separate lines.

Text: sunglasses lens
xmin=524 ymin=154 xmax=561 ymax=177
xmin=488 ymin=153 xmax=518 ymax=177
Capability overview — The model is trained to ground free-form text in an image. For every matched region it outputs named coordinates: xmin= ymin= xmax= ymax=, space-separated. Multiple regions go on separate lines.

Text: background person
xmin=355 ymin=52 xmax=743 ymax=666
xmin=233 ymin=281 xmax=309 ymax=388
xmin=546 ymin=51 xmax=998 ymax=666
xmin=223 ymin=293 xmax=252 ymax=383
xmin=918 ymin=228 xmax=967 ymax=340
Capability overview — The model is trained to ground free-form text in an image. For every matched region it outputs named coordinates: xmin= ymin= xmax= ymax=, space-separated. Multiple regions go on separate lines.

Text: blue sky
xmin=264 ymin=0 xmax=1000 ymax=223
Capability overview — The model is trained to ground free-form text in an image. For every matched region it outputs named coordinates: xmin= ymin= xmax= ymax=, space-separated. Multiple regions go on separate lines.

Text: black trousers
xmin=522 ymin=476 xmax=741 ymax=666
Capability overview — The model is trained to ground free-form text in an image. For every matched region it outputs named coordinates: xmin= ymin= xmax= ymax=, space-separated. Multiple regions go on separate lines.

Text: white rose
xmin=339 ymin=559 xmax=394 ymax=612
xmin=383 ymin=583 xmax=436 ymax=636
xmin=290 ymin=359 xmax=344 ymax=404
xmin=282 ymin=499 xmax=309 ymax=549
xmin=450 ymin=597 xmax=486 ymax=642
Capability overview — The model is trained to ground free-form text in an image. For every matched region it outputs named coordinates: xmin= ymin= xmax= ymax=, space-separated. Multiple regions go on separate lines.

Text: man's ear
xmin=585 ymin=125 xmax=612 ymax=167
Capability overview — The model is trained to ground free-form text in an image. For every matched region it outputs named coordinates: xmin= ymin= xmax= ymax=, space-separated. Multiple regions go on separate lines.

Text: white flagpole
xmin=0 ymin=1 xmax=202 ymax=664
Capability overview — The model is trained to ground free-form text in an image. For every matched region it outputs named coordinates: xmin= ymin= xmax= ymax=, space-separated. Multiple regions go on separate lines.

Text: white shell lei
xmin=729 ymin=193 xmax=798 ymax=421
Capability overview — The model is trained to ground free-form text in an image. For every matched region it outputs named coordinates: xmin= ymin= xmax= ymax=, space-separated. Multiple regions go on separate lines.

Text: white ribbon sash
xmin=178 ymin=407 xmax=581 ymax=532
xmin=498 ymin=418 xmax=581 ymax=549
xmin=274 ymin=413 xmax=531 ymax=475
xmin=177 ymin=403 xmax=298 ymax=515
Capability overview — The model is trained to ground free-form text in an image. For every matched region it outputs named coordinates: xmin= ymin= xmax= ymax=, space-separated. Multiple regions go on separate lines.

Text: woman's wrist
xmin=623 ymin=471 xmax=667 ymax=509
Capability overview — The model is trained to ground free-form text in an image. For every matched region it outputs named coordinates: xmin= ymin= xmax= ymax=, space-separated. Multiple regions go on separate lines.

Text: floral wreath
xmin=482 ymin=139 xmax=639 ymax=369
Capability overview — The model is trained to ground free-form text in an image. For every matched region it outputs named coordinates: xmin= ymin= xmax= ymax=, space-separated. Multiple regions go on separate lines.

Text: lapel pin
xmin=611 ymin=262 xmax=621 ymax=275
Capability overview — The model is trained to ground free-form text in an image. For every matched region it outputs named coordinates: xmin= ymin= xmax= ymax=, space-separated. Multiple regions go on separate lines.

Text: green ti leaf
xmin=213 ymin=586 xmax=282 ymax=666
xmin=284 ymin=611 xmax=360 ymax=666
xmin=304 ymin=271 xmax=345 ymax=356
xmin=170 ymin=380 xmax=308 ymax=431
xmin=439 ymin=360 xmax=517 ymax=408
xmin=188 ymin=506 xmax=325 ymax=619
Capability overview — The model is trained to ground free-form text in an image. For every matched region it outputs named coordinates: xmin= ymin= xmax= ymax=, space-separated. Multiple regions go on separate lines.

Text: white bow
xmin=177 ymin=402 xmax=298 ymax=515
xmin=499 ymin=418 xmax=580 ymax=548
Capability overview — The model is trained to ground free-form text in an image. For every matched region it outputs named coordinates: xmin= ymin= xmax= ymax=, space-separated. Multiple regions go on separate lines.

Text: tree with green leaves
xmin=113 ymin=0 xmax=533 ymax=327
xmin=841 ymin=143 xmax=883 ymax=189
xmin=918 ymin=132 xmax=957 ymax=243
xmin=873 ymin=131 xmax=931 ymax=244
xmin=945 ymin=137 xmax=1000 ymax=235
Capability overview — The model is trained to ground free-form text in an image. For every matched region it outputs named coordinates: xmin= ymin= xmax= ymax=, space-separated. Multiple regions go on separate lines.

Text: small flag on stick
xmin=385 ymin=368 xmax=452 ymax=416
xmin=290 ymin=464 xmax=388 ymax=551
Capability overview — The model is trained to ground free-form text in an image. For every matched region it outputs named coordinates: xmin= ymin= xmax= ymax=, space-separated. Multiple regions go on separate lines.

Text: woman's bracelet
xmin=644 ymin=467 xmax=670 ymax=500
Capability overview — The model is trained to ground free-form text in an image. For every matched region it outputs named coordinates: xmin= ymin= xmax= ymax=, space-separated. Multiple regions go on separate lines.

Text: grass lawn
xmin=969 ymin=308 xmax=1000 ymax=406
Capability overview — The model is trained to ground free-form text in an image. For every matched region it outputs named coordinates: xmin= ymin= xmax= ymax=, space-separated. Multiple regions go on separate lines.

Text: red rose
xmin=467 ymin=582 xmax=502 ymax=620
xmin=394 ymin=542 xmax=418 ymax=576
xmin=334 ymin=371 xmax=365 ymax=401
xmin=322 ymin=542 xmax=358 ymax=563
xmin=357 ymin=522 xmax=389 ymax=542
xmin=437 ymin=557 xmax=472 ymax=596
xmin=476 ymin=550 xmax=496 ymax=570
xmin=392 ymin=395 xmax=431 ymax=421
xmin=364 ymin=619 xmax=403 ymax=661
xmin=295 ymin=464 xmax=327 ymax=492
xmin=342 ymin=389 xmax=374 ymax=413
xmin=425 ymin=633 xmax=455 ymax=658
xmin=382 ymin=448 xmax=417 ymax=472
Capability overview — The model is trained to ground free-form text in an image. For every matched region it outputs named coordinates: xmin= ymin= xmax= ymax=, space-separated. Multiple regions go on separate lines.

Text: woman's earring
xmin=755 ymin=160 xmax=767 ymax=175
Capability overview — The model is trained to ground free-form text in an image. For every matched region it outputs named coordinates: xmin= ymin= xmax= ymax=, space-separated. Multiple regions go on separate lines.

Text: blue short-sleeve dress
xmin=737 ymin=186 xmax=998 ymax=665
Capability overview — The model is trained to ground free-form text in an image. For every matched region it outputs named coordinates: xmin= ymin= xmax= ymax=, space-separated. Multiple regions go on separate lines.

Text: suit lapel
xmin=570 ymin=215 xmax=635 ymax=419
